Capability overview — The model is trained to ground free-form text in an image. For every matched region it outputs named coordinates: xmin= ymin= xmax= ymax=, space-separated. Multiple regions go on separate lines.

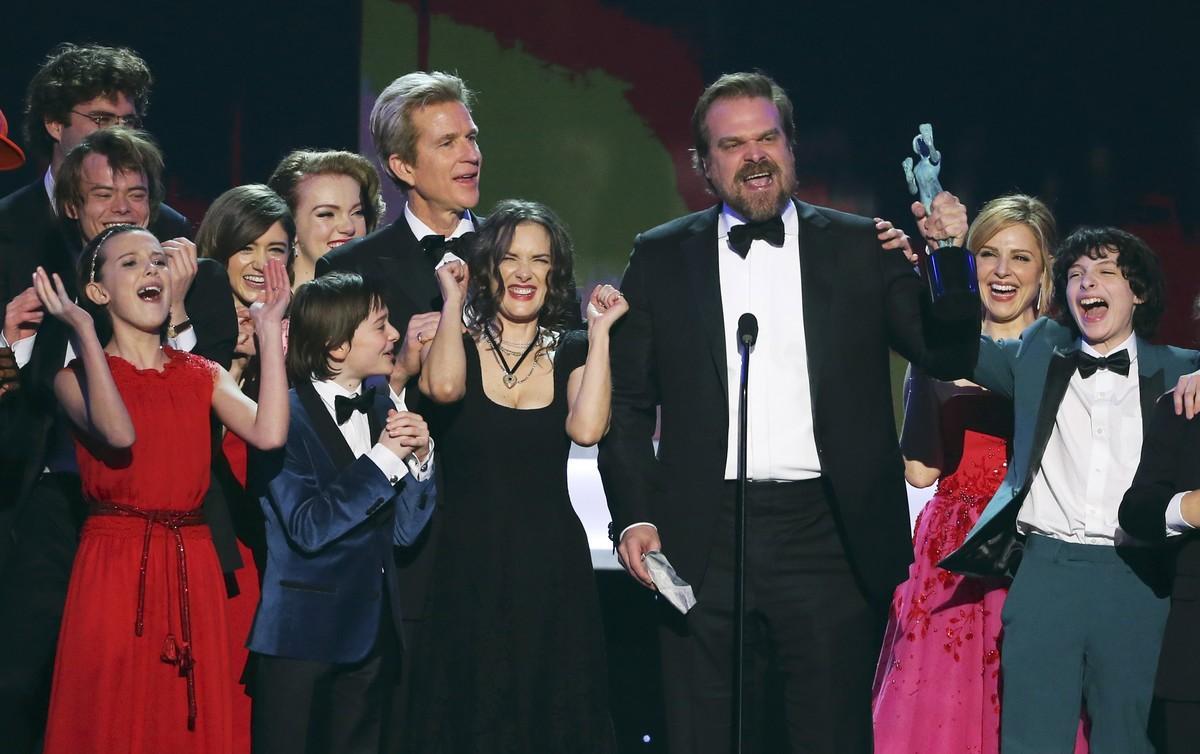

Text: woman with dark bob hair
xmin=410 ymin=199 xmax=624 ymax=752
xmin=268 ymin=149 xmax=385 ymax=289
xmin=196 ymin=183 xmax=295 ymax=752
xmin=197 ymin=183 xmax=295 ymax=387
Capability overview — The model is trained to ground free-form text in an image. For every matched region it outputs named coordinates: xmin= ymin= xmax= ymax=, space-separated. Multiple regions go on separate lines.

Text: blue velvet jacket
xmin=247 ymin=381 xmax=436 ymax=664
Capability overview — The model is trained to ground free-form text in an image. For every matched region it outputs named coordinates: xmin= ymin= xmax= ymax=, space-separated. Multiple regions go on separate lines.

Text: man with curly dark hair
xmin=0 ymin=44 xmax=191 ymax=310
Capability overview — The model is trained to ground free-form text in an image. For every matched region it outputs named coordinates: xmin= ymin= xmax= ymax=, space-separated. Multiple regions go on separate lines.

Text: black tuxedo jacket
xmin=1121 ymin=394 xmax=1200 ymax=701
xmin=315 ymin=214 xmax=477 ymax=338
xmin=597 ymin=199 xmax=981 ymax=606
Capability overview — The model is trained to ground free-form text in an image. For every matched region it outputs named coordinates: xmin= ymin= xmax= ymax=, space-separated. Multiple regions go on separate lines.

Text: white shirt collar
xmin=1080 ymin=331 xmax=1138 ymax=362
xmin=403 ymin=202 xmax=474 ymax=241
xmin=718 ymin=199 xmax=798 ymax=240
xmin=311 ymin=377 xmax=367 ymax=408
xmin=44 ymin=167 xmax=57 ymax=215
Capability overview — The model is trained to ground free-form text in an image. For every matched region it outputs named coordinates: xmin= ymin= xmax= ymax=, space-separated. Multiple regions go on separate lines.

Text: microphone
xmin=737 ymin=313 xmax=758 ymax=347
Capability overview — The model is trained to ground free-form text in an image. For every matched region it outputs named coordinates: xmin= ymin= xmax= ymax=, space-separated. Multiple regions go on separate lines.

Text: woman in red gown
xmin=38 ymin=226 xmax=290 ymax=753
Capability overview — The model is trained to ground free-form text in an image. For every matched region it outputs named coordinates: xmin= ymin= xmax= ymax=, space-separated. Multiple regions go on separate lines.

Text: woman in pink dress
xmin=872 ymin=195 xmax=1087 ymax=753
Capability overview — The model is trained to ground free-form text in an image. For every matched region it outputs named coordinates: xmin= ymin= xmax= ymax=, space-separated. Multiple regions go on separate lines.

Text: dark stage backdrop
xmin=2 ymin=2 xmax=1198 ymax=750
xmin=3 ymin=1 xmax=1198 ymax=409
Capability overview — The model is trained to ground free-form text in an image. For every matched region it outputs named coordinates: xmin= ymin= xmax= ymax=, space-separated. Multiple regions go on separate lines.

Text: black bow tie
xmin=334 ymin=387 xmax=376 ymax=425
xmin=1077 ymin=349 xmax=1131 ymax=378
xmin=727 ymin=217 xmax=785 ymax=258
xmin=419 ymin=231 xmax=476 ymax=259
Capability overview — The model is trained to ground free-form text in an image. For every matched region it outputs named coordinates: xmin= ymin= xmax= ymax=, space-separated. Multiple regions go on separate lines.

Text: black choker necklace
xmin=483 ymin=328 xmax=539 ymax=389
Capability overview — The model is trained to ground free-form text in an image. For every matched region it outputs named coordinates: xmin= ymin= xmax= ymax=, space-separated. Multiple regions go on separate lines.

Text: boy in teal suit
xmin=941 ymin=227 xmax=1200 ymax=753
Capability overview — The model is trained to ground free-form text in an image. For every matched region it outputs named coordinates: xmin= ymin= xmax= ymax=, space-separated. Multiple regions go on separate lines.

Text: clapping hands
xmin=32 ymin=267 xmax=92 ymax=334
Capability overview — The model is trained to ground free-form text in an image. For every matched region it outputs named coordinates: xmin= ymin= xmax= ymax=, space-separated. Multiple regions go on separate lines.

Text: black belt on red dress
xmin=89 ymin=500 xmax=206 ymax=731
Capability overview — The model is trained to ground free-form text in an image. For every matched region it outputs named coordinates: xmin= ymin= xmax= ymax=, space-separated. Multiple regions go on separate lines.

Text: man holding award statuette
xmin=598 ymin=71 xmax=981 ymax=753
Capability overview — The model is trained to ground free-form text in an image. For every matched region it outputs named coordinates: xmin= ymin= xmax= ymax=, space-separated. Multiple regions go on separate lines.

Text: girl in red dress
xmin=37 ymin=225 xmax=290 ymax=754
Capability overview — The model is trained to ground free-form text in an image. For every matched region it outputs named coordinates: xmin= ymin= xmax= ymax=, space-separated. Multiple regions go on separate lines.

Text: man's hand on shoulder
xmin=1174 ymin=369 xmax=1200 ymax=419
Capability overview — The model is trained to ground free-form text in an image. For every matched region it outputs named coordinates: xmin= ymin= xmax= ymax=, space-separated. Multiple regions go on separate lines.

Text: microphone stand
xmin=733 ymin=320 xmax=755 ymax=754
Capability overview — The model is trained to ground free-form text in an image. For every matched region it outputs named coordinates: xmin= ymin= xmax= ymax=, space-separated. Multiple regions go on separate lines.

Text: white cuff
xmin=366 ymin=443 xmax=410 ymax=485
xmin=405 ymin=438 xmax=435 ymax=482
xmin=1165 ymin=492 xmax=1194 ymax=536
xmin=619 ymin=522 xmax=658 ymax=542
xmin=8 ymin=333 xmax=36 ymax=369
xmin=167 ymin=326 xmax=198 ymax=353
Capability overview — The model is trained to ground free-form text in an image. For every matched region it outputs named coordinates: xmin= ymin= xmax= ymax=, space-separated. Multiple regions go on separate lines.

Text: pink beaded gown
xmin=873 ymin=367 xmax=1091 ymax=754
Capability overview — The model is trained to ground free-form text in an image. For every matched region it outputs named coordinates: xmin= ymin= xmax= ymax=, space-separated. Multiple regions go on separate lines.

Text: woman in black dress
xmin=413 ymin=199 xmax=626 ymax=753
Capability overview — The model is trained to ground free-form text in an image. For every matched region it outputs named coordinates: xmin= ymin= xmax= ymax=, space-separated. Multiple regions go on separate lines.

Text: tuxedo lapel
xmin=1137 ymin=341 xmax=1166 ymax=433
xmin=295 ymin=380 xmax=357 ymax=471
xmin=683 ymin=208 xmax=727 ymax=400
xmin=378 ymin=220 xmax=441 ymax=313
xmin=1025 ymin=348 xmax=1078 ymax=486
xmin=793 ymin=200 xmax=836 ymax=406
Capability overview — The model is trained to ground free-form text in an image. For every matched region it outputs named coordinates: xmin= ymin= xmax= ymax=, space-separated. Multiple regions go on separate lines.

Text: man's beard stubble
xmin=719 ymin=157 xmax=797 ymax=222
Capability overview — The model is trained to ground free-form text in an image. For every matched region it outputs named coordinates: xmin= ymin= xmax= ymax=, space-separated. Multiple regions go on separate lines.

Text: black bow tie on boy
xmin=334 ymin=387 xmax=377 ymax=425
xmin=419 ymin=231 xmax=476 ymax=259
xmin=1077 ymin=349 xmax=1131 ymax=378
xmin=727 ymin=216 xmax=785 ymax=258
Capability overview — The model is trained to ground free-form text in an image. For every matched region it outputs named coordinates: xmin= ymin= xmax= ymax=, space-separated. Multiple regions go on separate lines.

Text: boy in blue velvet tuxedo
xmin=246 ymin=272 xmax=436 ymax=754
xmin=942 ymin=227 xmax=1200 ymax=753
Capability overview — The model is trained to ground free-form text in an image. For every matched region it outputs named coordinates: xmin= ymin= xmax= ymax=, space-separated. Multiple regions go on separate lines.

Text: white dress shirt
xmin=1018 ymin=333 xmax=1147 ymax=545
xmin=717 ymin=202 xmax=821 ymax=481
xmin=404 ymin=203 xmax=474 ymax=241
xmin=44 ymin=167 xmax=56 ymax=212
xmin=310 ymin=379 xmax=434 ymax=484
xmin=619 ymin=202 xmax=823 ymax=542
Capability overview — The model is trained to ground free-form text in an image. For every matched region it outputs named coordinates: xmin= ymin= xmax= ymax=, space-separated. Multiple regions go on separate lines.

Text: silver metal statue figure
xmin=899 ymin=122 xmax=978 ymax=316
xmin=902 ymin=124 xmax=950 ymax=249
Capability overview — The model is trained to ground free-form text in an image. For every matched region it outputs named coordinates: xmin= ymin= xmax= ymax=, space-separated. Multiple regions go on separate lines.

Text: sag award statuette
xmin=902 ymin=124 xmax=978 ymax=319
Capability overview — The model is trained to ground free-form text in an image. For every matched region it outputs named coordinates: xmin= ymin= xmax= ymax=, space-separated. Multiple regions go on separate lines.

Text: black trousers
xmin=250 ymin=604 xmax=402 ymax=754
xmin=0 ymin=473 xmax=85 ymax=753
xmin=1150 ymin=698 xmax=1200 ymax=754
xmin=658 ymin=479 xmax=882 ymax=754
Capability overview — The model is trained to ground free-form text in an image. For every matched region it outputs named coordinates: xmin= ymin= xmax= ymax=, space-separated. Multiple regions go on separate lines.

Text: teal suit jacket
xmin=940 ymin=317 xmax=1200 ymax=577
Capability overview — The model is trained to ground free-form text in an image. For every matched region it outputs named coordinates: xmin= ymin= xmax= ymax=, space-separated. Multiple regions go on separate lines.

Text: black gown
xmin=412 ymin=330 xmax=616 ymax=753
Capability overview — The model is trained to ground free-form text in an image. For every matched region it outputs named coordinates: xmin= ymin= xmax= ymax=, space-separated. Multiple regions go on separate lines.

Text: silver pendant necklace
xmin=483 ymin=328 xmax=539 ymax=389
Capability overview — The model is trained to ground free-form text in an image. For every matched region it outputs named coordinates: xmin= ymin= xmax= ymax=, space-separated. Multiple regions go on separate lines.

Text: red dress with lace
xmin=43 ymin=349 xmax=238 ymax=754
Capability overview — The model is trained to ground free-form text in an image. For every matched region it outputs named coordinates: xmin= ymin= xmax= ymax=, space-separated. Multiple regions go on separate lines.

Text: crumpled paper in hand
xmin=644 ymin=551 xmax=696 ymax=614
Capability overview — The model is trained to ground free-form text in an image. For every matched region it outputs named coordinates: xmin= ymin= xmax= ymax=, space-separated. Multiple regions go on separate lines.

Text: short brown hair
xmin=55 ymin=127 xmax=164 ymax=227
xmin=286 ymin=272 xmax=386 ymax=382
xmin=24 ymin=43 xmax=152 ymax=159
xmin=196 ymin=184 xmax=295 ymax=268
xmin=268 ymin=149 xmax=386 ymax=232
xmin=369 ymin=71 xmax=473 ymax=189
xmin=690 ymin=71 xmax=795 ymax=173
